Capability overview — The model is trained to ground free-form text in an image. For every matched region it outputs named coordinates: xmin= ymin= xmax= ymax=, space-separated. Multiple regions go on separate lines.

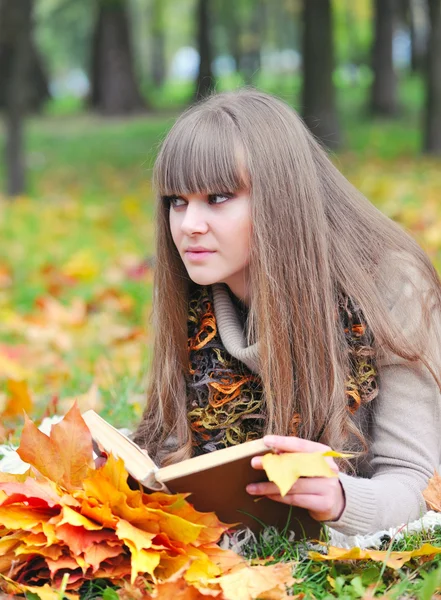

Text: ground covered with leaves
xmin=1 ymin=82 xmax=441 ymax=598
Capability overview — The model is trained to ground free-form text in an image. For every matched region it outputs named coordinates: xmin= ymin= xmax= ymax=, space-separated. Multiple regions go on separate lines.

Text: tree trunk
xmin=423 ymin=0 xmax=441 ymax=153
xmin=150 ymin=0 xmax=166 ymax=88
xmin=89 ymin=0 xmax=146 ymax=115
xmin=370 ymin=0 xmax=398 ymax=115
xmin=217 ymin=0 xmax=241 ymax=73
xmin=6 ymin=108 xmax=25 ymax=197
xmin=0 ymin=26 xmax=49 ymax=112
xmin=194 ymin=0 xmax=215 ymax=101
xmin=301 ymin=0 xmax=340 ymax=150
xmin=227 ymin=9 xmax=242 ymax=73
xmin=0 ymin=0 xmax=33 ymax=197
xmin=241 ymin=0 xmax=265 ymax=85
xmin=407 ymin=0 xmax=429 ymax=72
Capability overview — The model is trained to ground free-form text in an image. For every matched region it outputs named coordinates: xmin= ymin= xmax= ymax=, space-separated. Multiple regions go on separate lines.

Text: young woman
xmin=133 ymin=88 xmax=441 ymax=536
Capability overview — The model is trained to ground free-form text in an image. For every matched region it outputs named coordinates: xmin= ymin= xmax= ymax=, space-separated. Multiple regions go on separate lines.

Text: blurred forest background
xmin=0 ymin=0 xmax=440 ymax=429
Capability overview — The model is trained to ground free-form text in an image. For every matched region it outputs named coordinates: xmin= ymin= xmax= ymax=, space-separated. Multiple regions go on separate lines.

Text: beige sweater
xmin=212 ymin=269 xmax=441 ymax=536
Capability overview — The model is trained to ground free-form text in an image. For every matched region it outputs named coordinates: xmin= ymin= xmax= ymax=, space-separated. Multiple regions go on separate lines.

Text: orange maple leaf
xmin=3 ymin=379 xmax=33 ymax=418
xmin=17 ymin=402 xmax=94 ymax=490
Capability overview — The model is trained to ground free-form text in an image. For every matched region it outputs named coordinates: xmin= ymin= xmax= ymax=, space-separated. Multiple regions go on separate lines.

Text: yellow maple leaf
xmin=184 ymin=546 xmax=223 ymax=582
xmin=262 ymin=450 xmax=350 ymax=497
xmin=126 ymin=544 xmax=161 ymax=582
xmin=61 ymin=250 xmax=100 ymax=282
xmin=116 ymin=518 xmax=156 ymax=552
xmin=57 ymin=504 xmax=103 ymax=530
xmin=309 ymin=542 xmax=441 ymax=569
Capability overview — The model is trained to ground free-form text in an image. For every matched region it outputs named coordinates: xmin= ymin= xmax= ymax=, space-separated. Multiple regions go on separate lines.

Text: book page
xmin=82 ymin=410 xmax=166 ymax=491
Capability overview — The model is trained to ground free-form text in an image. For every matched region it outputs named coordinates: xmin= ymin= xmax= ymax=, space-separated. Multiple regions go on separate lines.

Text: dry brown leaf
xmin=423 ymin=470 xmax=441 ymax=512
xmin=205 ymin=562 xmax=297 ymax=600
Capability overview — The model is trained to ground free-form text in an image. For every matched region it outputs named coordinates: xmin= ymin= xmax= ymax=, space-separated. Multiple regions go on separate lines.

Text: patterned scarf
xmin=187 ymin=286 xmax=378 ymax=455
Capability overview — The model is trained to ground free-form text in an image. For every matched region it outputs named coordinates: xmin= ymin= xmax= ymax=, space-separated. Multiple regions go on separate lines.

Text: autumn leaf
xmin=3 ymin=379 xmax=33 ymax=418
xmin=0 ymin=345 xmax=29 ymax=380
xmin=0 ymin=574 xmax=79 ymax=600
xmin=208 ymin=562 xmax=297 ymax=600
xmin=49 ymin=403 xmax=95 ymax=488
xmin=0 ymin=408 xmax=303 ymax=596
xmin=61 ymin=249 xmax=100 ymax=281
xmin=56 ymin=522 xmax=118 ymax=555
xmin=423 ymin=470 xmax=441 ymax=512
xmin=147 ymin=562 xmax=297 ymax=600
xmin=16 ymin=412 xmax=63 ymax=481
xmin=0 ymin=477 xmax=62 ymax=508
xmin=129 ymin=572 xmax=217 ymax=599
xmin=309 ymin=542 xmax=441 ymax=569
xmin=262 ymin=450 xmax=351 ymax=497
xmin=17 ymin=402 xmax=94 ymax=490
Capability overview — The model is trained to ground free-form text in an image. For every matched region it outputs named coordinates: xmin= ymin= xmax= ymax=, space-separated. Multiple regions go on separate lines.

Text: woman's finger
xmin=262 ymin=492 xmax=340 ymax=519
xmin=247 ymin=476 xmax=340 ymax=498
xmin=263 ymin=435 xmax=331 ymax=453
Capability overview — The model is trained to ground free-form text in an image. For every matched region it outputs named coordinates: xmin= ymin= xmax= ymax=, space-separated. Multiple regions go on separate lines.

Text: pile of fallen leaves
xmin=0 ymin=404 xmax=297 ymax=600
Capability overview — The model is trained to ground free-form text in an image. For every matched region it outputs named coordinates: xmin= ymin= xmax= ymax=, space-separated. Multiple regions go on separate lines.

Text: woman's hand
xmin=247 ymin=435 xmax=346 ymax=522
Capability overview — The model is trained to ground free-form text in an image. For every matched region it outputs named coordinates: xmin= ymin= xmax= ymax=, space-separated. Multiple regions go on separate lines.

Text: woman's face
xmin=168 ymin=190 xmax=252 ymax=303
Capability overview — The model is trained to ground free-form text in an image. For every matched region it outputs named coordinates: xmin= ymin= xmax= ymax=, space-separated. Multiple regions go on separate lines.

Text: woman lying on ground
xmin=133 ymin=88 xmax=441 ymax=536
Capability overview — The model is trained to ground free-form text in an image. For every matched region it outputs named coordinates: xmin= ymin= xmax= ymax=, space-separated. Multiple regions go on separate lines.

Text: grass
xmin=0 ymin=73 xmax=441 ymax=597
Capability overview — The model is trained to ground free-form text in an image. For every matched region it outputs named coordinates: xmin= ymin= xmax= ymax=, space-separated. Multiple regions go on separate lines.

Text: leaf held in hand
xmin=261 ymin=450 xmax=349 ymax=497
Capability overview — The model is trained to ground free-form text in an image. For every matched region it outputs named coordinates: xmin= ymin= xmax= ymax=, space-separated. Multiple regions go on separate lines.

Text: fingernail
xmin=247 ymin=485 xmax=256 ymax=494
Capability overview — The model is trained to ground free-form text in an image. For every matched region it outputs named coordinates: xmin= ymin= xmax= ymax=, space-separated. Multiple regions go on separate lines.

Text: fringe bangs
xmin=153 ymin=108 xmax=248 ymax=196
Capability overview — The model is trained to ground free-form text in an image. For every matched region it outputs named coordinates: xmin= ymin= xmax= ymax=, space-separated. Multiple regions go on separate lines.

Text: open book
xmin=82 ymin=410 xmax=321 ymax=538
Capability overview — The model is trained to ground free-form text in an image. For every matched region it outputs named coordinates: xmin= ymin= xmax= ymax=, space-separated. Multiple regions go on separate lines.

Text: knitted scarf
xmin=187 ymin=286 xmax=378 ymax=455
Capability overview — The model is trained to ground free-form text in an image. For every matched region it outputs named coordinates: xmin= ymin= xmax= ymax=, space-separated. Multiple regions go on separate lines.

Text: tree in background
xmin=405 ymin=0 xmax=430 ymax=73
xmin=0 ymin=0 xmax=37 ymax=197
xmin=216 ymin=0 xmax=241 ymax=75
xmin=370 ymin=0 xmax=397 ymax=115
xmin=0 ymin=30 xmax=49 ymax=114
xmin=423 ymin=0 xmax=441 ymax=153
xmin=194 ymin=0 xmax=215 ymax=101
xmin=150 ymin=0 xmax=166 ymax=88
xmin=301 ymin=0 xmax=340 ymax=149
xmin=90 ymin=0 xmax=146 ymax=115
xmin=240 ymin=0 xmax=266 ymax=85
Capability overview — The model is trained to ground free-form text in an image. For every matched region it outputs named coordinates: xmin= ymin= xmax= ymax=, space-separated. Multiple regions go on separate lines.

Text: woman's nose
xmin=180 ymin=203 xmax=209 ymax=235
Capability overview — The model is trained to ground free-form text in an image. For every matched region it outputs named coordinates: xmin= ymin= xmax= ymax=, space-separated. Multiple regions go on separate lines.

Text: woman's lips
xmin=185 ymin=250 xmax=215 ymax=261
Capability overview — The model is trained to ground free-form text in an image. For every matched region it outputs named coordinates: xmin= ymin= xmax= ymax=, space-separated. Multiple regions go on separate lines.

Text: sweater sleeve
xmin=325 ymin=265 xmax=441 ymax=536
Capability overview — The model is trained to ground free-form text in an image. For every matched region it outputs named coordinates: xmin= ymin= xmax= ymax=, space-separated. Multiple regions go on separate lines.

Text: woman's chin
xmin=188 ymin=272 xmax=221 ymax=287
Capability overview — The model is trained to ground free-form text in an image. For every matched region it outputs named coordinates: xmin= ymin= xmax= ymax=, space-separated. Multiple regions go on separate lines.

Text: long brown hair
xmin=133 ymin=88 xmax=441 ymax=466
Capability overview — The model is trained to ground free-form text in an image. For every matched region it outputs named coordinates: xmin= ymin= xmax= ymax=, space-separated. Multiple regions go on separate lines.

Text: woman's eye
xmin=164 ymin=193 xmax=234 ymax=208
xmin=208 ymin=193 xmax=233 ymax=204
xmin=169 ymin=196 xmax=187 ymax=208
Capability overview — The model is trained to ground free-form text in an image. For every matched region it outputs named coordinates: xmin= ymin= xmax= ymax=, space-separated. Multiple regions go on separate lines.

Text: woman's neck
xmin=222 ymin=270 xmax=251 ymax=307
